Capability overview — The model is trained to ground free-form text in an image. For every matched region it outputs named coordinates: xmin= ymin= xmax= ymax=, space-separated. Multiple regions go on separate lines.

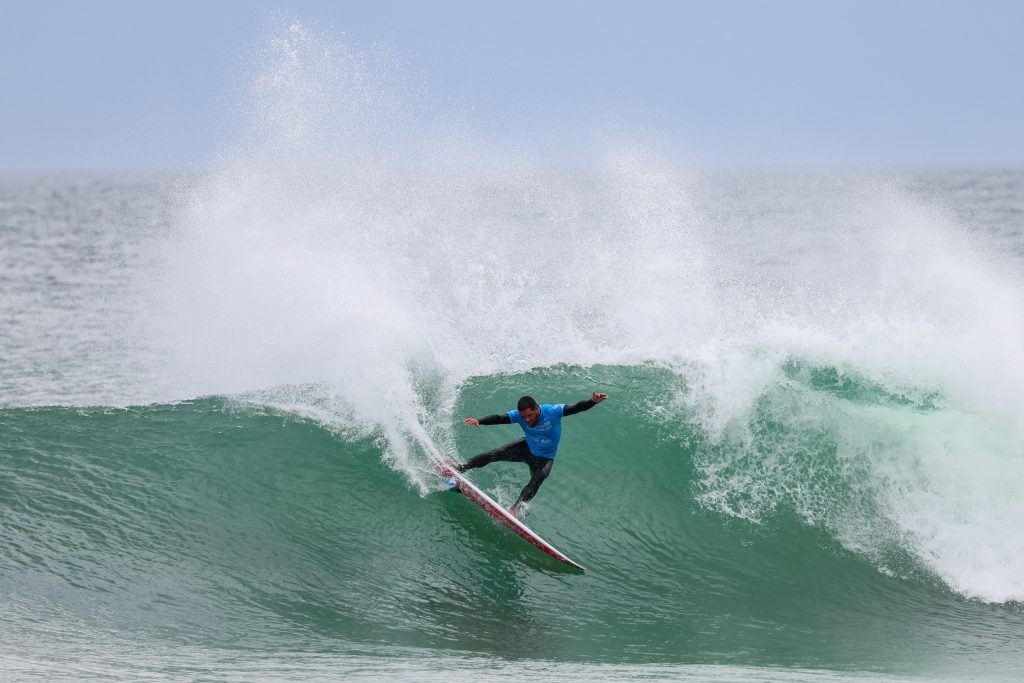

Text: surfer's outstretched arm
xmin=563 ymin=392 xmax=608 ymax=416
xmin=463 ymin=414 xmax=512 ymax=427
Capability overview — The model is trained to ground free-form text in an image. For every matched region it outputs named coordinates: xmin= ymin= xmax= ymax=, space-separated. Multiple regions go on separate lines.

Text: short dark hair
xmin=517 ymin=395 xmax=539 ymax=411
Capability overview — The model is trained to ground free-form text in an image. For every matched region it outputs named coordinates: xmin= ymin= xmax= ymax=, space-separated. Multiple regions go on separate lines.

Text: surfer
xmin=456 ymin=393 xmax=608 ymax=517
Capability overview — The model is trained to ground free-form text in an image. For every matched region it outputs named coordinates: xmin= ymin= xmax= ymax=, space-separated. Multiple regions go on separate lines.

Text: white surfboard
xmin=435 ymin=461 xmax=584 ymax=571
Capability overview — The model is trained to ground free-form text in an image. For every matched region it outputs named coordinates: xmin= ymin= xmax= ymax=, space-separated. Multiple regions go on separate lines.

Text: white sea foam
xmin=130 ymin=22 xmax=713 ymax=482
xmin=682 ymin=189 xmax=1024 ymax=603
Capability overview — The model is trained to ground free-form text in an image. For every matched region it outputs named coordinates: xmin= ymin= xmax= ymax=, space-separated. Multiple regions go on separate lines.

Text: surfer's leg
xmin=458 ymin=439 xmax=531 ymax=472
xmin=511 ymin=456 xmax=554 ymax=512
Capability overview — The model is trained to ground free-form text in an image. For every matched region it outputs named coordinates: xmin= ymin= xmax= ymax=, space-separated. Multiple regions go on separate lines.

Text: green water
xmin=3 ymin=366 xmax=1022 ymax=680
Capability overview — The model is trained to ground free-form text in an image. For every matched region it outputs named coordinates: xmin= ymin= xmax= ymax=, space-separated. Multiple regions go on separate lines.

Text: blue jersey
xmin=507 ymin=404 xmax=566 ymax=458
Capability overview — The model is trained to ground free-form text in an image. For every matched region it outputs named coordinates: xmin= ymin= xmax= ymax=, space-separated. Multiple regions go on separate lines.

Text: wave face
xmin=2 ymin=375 xmax=1024 ymax=678
xmin=3 ymin=20 xmax=1024 ymax=681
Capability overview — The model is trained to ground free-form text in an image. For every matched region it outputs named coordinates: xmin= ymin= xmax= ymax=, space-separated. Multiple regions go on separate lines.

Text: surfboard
xmin=435 ymin=461 xmax=585 ymax=571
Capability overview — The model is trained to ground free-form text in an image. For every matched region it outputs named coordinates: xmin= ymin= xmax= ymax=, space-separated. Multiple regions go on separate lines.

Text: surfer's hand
xmin=592 ymin=392 xmax=608 ymax=404
xmin=463 ymin=418 xmax=480 ymax=427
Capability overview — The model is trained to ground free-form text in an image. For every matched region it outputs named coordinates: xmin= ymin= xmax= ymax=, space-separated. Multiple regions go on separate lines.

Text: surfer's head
xmin=518 ymin=396 xmax=540 ymax=426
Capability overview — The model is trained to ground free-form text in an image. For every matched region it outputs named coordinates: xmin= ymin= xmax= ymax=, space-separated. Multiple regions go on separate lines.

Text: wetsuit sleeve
xmin=563 ymin=399 xmax=596 ymax=416
xmin=477 ymin=413 xmax=513 ymax=425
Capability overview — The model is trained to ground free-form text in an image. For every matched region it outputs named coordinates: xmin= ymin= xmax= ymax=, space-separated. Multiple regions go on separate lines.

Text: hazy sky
xmin=3 ymin=0 xmax=1022 ymax=169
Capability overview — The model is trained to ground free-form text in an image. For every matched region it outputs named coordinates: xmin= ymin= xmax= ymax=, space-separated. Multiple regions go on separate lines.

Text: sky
xmin=2 ymin=0 xmax=1023 ymax=170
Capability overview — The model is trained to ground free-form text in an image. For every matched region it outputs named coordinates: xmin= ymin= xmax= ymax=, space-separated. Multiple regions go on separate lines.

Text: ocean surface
xmin=3 ymin=24 xmax=1024 ymax=683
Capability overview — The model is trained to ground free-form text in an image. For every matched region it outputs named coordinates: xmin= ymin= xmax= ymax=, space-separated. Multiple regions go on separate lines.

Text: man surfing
xmin=454 ymin=392 xmax=608 ymax=518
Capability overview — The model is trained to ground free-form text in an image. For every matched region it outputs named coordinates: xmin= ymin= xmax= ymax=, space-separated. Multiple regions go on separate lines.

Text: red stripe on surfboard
xmin=437 ymin=463 xmax=584 ymax=570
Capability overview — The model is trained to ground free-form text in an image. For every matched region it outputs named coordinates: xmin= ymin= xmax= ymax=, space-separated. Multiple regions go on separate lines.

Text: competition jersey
xmin=507 ymin=404 xmax=566 ymax=458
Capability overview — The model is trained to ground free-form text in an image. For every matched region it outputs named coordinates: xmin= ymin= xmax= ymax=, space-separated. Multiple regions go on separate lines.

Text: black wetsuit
xmin=458 ymin=399 xmax=597 ymax=510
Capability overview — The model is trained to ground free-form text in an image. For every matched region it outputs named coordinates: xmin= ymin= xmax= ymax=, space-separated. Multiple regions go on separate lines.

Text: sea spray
xmin=137 ymin=22 xmax=709 ymax=484
xmin=671 ymin=175 xmax=1024 ymax=603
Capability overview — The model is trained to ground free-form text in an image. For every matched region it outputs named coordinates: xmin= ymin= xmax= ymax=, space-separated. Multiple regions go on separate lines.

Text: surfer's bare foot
xmin=508 ymin=507 xmax=519 ymax=518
